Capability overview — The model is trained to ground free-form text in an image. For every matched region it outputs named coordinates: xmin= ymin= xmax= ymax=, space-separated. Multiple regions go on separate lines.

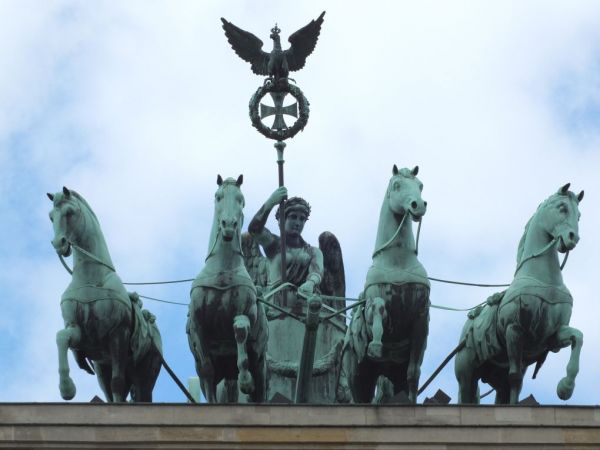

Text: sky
xmin=1 ymin=0 xmax=599 ymax=405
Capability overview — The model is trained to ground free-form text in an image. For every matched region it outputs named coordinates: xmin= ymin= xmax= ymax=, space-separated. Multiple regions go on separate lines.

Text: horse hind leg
xmin=109 ymin=328 xmax=131 ymax=402
xmin=554 ymin=325 xmax=584 ymax=400
xmin=94 ymin=363 xmax=113 ymax=402
xmin=505 ymin=323 xmax=524 ymax=404
xmin=367 ymin=297 xmax=386 ymax=359
xmin=233 ymin=315 xmax=254 ymax=395
xmin=406 ymin=311 xmax=429 ymax=403
xmin=56 ymin=325 xmax=82 ymax=400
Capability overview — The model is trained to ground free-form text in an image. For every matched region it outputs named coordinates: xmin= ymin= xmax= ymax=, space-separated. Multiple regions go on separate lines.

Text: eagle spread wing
xmin=221 ymin=18 xmax=270 ymax=76
xmin=285 ymin=11 xmax=325 ymax=72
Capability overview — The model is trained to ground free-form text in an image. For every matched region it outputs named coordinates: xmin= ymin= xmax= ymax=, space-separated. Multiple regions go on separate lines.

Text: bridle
xmin=55 ymin=203 xmax=116 ymax=275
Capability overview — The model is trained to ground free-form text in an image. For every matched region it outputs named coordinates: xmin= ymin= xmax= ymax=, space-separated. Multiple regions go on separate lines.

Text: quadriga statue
xmin=341 ymin=165 xmax=429 ymax=404
xmin=187 ymin=175 xmax=268 ymax=403
xmin=246 ymin=186 xmax=345 ymax=403
xmin=48 ymin=187 xmax=162 ymax=402
xmin=455 ymin=184 xmax=584 ymax=404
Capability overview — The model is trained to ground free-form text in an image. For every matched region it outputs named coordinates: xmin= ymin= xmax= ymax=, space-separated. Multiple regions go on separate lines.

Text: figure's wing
xmin=285 ymin=11 xmax=325 ymax=72
xmin=221 ymin=18 xmax=270 ymax=75
xmin=319 ymin=230 xmax=345 ymax=312
xmin=242 ymin=232 xmax=268 ymax=290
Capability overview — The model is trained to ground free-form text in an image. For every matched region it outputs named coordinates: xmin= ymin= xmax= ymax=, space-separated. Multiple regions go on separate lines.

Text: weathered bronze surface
xmin=48 ymin=187 xmax=162 ymax=402
xmin=221 ymin=12 xmax=325 ymax=85
xmin=248 ymin=187 xmax=345 ymax=403
xmin=341 ymin=166 xmax=429 ymax=404
xmin=455 ymin=185 xmax=584 ymax=404
xmin=187 ymin=175 xmax=268 ymax=403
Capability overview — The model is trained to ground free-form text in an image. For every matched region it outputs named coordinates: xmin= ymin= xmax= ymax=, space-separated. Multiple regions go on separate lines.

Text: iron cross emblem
xmin=260 ymin=91 xmax=298 ymax=131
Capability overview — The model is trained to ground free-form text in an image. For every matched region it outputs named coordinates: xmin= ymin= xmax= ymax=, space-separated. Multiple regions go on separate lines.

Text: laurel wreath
xmin=249 ymin=82 xmax=310 ymax=141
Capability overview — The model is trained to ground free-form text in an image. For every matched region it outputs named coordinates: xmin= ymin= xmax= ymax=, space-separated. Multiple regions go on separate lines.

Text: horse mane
xmin=69 ymin=190 xmax=100 ymax=226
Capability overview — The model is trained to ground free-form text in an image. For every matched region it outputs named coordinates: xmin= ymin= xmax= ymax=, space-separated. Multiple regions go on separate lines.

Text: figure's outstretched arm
xmin=249 ymin=186 xmax=287 ymax=247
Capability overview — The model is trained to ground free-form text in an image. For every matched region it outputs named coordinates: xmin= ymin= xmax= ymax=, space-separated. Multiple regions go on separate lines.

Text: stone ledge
xmin=1 ymin=403 xmax=599 ymax=449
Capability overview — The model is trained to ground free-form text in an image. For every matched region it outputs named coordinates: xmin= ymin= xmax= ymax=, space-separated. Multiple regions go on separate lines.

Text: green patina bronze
xmin=187 ymin=175 xmax=268 ymax=403
xmin=247 ymin=187 xmax=345 ymax=403
xmin=48 ymin=187 xmax=162 ymax=402
xmin=455 ymin=184 xmax=584 ymax=404
xmin=341 ymin=165 xmax=429 ymax=404
xmin=221 ymin=12 xmax=325 ymax=86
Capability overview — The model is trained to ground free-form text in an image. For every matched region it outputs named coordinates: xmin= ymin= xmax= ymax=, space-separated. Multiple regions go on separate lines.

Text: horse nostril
xmin=411 ymin=201 xmax=418 ymax=210
xmin=60 ymin=237 xmax=67 ymax=246
xmin=221 ymin=220 xmax=226 ymax=228
xmin=569 ymin=231 xmax=575 ymax=241
xmin=233 ymin=221 xmax=238 ymax=229
xmin=424 ymin=201 xmax=428 ymax=208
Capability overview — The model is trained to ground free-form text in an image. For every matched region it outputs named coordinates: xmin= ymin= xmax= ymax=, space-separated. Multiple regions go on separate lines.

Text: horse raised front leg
xmin=233 ymin=315 xmax=254 ymax=395
xmin=367 ymin=297 xmax=386 ymax=359
xmin=56 ymin=325 xmax=82 ymax=400
xmin=505 ymin=323 xmax=524 ymax=404
xmin=554 ymin=325 xmax=583 ymax=400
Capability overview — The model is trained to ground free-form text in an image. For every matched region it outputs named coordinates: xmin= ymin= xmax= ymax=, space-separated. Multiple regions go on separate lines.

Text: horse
xmin=455 ymin=184 xmax=584 ymax=404
xmin=48 ymin=187 xmax=162 ymax=402
xmin=187 ymin=175 xmax=268 ymax=403
xmin=342 ymin=165 xmax=429 ymax=403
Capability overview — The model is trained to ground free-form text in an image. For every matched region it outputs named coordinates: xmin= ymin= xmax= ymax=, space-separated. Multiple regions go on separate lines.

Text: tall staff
xmin=222 ymin=12 xmax=326 ymax=403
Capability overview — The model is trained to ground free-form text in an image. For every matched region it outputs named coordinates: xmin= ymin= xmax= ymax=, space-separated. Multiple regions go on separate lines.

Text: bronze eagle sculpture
xmin=221 ymin=12 xmax=325 ymax=83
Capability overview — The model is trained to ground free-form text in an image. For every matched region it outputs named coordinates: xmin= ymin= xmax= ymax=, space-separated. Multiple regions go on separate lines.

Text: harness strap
xmin=514 ymin=237 xmax=558 ymax=276
xmin=372 ymin=211 xmax=408 ymax=258
xmin=71 ymin=243 xmax=116 ymax=272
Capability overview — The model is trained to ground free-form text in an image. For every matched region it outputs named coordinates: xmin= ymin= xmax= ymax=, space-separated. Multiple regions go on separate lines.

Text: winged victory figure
xmin=221 ymin=12 xmax=325 ymax=84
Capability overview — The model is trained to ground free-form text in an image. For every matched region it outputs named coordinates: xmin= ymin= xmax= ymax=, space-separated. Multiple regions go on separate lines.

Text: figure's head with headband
xmin=275 ymin=197 xmax=311 ymax=221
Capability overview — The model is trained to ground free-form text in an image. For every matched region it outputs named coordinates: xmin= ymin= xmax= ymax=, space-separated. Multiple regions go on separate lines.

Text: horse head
xmin=387 ymin=165 xmax=427 ymax=221
xmin=215 ymin=174 xmax=245 ymax=243
xmin=47 ymin=187 xmax=86 ymax=257
xmin=536 ymin=183 xmax=583 ymax=253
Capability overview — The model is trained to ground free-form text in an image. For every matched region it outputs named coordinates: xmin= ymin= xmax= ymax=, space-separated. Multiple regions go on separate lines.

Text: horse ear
xmin=236 ymin=174 xmax=243 ymax=186
xmin=62 ymin=186 xmax=71 ymax=197
xmin=559 ymin=183 xmax=570 ymax=194
xmin=217 ymin=175 xmax=223 ymax=186
xmin=392 ymin=164 xmax=398 ymax=175
xmin=47 ymin=193 xmax=54 ymax=201
xmin=577 ymin=190 xmax=584 ymax=203
xmin=412 ymin=166 xmax=419 ymax=176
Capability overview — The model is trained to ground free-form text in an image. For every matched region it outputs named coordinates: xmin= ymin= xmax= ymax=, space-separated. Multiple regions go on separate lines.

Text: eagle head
xmin=270 ymin=23 xmax=281 ymax=42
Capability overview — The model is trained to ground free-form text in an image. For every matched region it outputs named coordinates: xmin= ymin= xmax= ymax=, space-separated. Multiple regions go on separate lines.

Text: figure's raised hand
xmin=267 ymin=186 xmax=288 ymax=208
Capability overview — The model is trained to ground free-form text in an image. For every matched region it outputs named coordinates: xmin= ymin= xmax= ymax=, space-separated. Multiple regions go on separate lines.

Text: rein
xmin=205 ymin=227 xmax=244 ymax=262
xmin=372 ymin=210 xmax=408 ymax=258
xmin=57 ymin=241 xmax=116 ymax=275
xmin=513 ymin=236 xmax=568 ymax=276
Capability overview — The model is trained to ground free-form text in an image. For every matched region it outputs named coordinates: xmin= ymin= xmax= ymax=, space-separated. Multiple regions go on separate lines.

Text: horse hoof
xmin=557 ymin=377 xmax=575 ymax=400
xmin=238 ymin=371 xmax=254 ymax=395
xmin=367 ymin=342 xmax=383 ymax=359
xmin=59 ymin=377 xmax=76 ymax=400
